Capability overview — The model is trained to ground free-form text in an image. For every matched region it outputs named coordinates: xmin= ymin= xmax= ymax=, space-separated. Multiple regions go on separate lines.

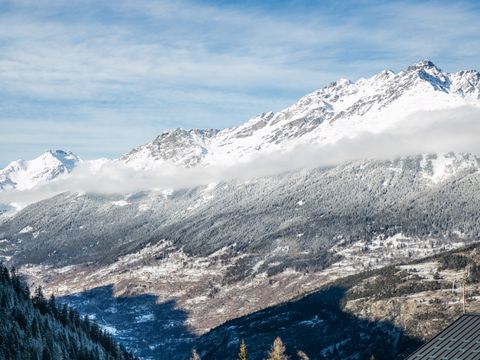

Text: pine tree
xmin=0 ymin=292 xmax=7 ymax=308
xmin=47 ymin=294 xmax=57 ymax=316
xmin=238 ymin=339 xmax=247 ymax=360
xmin=31 ymin=318 xmax=40 ymax=338
xmin=267 ymin=337 xmax=288 ymax=360
xmin=332 ymin=345 xmax=341 ymax=360
xmin=7 ymin=327 xmax=19 ymax=357
xmin=60 ymin=303 xmax=69 ymax=326
xmin=33 ymin=286 xmax=48 ymax=314
xmin=297 ymin=350 xmax=309 ymax=360
xmin=0 ymin=265 xmax=10 ymax=282
xmin=42 ymin=346 xmax=52 ymax=360
xmin=190 ymin=349 xmax=201 ymax=360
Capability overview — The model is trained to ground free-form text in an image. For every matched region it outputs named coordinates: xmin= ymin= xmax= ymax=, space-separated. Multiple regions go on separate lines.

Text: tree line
xmin=189 ymin=337 xmax=360 ymax=360
xmin=0 ymin=263 xmax=137 ymax=360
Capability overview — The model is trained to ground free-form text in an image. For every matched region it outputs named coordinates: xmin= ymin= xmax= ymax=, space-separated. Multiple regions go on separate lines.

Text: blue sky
xmin=0 ymin=0 xmax=479 ymax=166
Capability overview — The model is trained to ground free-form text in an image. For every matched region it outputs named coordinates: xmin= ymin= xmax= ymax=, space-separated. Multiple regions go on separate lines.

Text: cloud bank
xmin=1 ymin=106 xmax=480 ymax=208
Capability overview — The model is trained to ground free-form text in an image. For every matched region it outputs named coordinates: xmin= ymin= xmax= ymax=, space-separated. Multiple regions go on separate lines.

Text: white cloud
xmin=2 ymin=106 xmax=480 ymax=209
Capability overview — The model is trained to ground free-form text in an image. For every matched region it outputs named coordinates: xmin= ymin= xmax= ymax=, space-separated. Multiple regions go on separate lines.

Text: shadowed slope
xmin=60 ymin=285 xmax=196 ymax=360
xmin=194 ymin=286 xmax=422 ymax=360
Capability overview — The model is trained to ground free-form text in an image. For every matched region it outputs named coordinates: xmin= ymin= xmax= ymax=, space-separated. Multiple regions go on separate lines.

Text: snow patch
xmin=135 ymin=313 xmax=155 ymax=323
xmin=111 ymin=200 xmax=129 ymax=207
xmin=19 ymin=226 xmax=34 ymax=234
xmin=99 ymin=324 xmax=119 ymax=335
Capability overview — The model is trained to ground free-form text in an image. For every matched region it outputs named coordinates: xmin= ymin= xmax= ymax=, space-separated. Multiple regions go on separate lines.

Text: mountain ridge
xmin=121 ymin=60 xmax=480 ymax=169
xmin=2 ymin=60 xmax=479 ymax=191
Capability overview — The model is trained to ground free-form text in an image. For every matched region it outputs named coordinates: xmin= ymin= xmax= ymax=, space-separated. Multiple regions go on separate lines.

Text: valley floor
xmin=18 ymin=236 xmax=474 ymax=359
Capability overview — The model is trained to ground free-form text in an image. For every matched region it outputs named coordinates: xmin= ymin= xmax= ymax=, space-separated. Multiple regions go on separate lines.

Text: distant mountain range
xmin=1 ymin=60 xmax=479 ymax=191
xmin=122 ymin=60 xmax=480 ymax=169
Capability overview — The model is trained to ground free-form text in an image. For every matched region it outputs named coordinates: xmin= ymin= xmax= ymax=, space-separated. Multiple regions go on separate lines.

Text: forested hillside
xmin=2 ymin=153 xmax=479 ymax=359
xmin=0 ymin=263 xmax=137 ymax=360
xmin=3 ymin=154 xmax=479 ymax=270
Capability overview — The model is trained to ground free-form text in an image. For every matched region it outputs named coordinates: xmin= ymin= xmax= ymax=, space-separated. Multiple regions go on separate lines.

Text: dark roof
xmin=407 ymin=314 xmax=480 ymax=359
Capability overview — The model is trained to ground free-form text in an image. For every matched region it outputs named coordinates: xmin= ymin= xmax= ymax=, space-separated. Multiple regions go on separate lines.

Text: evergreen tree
xmin=267 ymin=337 xmax=288 ymax=360
xmin=0 ymin=292 xmax=8 ymax=308
xmin=297 ymin=350 xmax=309 ymax=360
xmin=8 ymin=327 xmax=20 ymax=357
xmin=32 ymin=286 xmax=48 ymax=315
xmin=190 ymin=349 xmax=201 ymax=360
xmin=332 ymin=344 xmax=341 ymax=360
xmin=31 ymin=318 xmax=40 ymax=338
xmin=238 ymin=339 xmax=247 ymax=360
xmin=41 ymin=346 xmax=52 ymax=360
xmin=60 ymin=303 xmax=69 ymax=326
xmin=47 ymin=294 xmax=57 ymax=316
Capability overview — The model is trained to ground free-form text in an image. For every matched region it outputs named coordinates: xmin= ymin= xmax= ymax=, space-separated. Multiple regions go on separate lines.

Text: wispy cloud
xmin=0 ymin=0 xmax=479 ymax=165
xmin=2 ymin=106 xmax=480 ymax=208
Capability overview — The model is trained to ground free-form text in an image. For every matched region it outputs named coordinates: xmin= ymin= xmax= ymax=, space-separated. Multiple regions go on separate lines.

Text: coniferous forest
xmin=0 ymin=263 xmax=137 ymax=360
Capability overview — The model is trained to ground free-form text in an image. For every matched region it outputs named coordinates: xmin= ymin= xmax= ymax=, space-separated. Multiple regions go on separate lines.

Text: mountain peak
xmin=122 ymin=128 xmax=219 ymax=168
xmin=407 ymin=59 xmax=440 ymax=71
xmin=46 ymin=150 xmax=81 ymax=171
xmin=155 ymin=128 xmax=218 ymax=140
xmin=0 ymin=150 xmax=81 ymax=191
xmin=326 ymin=78 xmax=352 ymax=89
xmin=403 ymin=60 xmax=451 ymax=92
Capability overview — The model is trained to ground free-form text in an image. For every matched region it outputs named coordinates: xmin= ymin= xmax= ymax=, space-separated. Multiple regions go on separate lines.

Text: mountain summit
xmin=0 ymin=150 xmax=81 ymax=191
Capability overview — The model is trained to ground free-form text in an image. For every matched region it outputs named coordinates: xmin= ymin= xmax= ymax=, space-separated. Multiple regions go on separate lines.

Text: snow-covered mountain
xmin=121 ymin=129 xmax=219 ymax=169
xmin=0 ymin=150 xmax=81 ymax=191
xmin=122 ymin=60 xmax=480 ymax=169
xmin=2 ymin=60 xmax=479 ymax=189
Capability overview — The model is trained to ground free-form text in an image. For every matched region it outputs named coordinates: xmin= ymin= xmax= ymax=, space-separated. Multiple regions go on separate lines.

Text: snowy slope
xmin=419 ymin=152 xmax=479 ymax=184
xmin=122 ymin=60 xmax=480 ymax=168
xmin=0 ymin=150 xmax=81 ymax=191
